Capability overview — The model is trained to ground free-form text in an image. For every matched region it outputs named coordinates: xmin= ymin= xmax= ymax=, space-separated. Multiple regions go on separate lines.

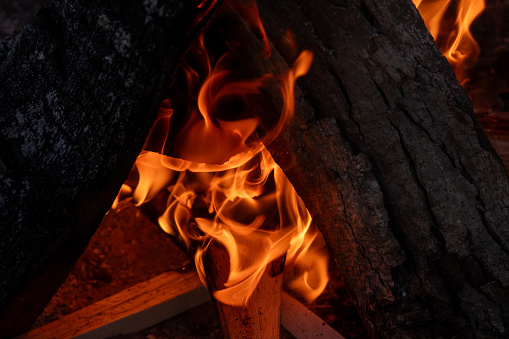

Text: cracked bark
xmin=249 ymin=0 xmax=509 ymax=337
xmin=0 ymin=0 xmax=220 ymax=336
xmin=2 ymin=0 xmax=508 ymax=337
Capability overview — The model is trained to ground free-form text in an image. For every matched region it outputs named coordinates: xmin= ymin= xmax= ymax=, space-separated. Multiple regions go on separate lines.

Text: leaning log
xmin=250 ymin=0 xmax=509 ymax=337
xmin=0 ymin=0 xmax=220 ymax=336
xmin=2 ymin=0 xmax=508 ymax=338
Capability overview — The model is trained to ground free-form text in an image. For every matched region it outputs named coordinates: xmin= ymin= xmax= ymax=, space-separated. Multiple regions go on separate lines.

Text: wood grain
xmin=281 ymin=292 xmax=344 ymax=339
xmin=17 ymin=270 xmax=209 ymax=339
xmin=203 ymin=242 xmax=284 ymax=339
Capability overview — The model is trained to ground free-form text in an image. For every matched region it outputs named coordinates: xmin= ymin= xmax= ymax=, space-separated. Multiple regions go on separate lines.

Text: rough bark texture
xmin=250 ymin=0 xmax=509 ymax=338
xmin=2 ymin=0 xmax=508 ymax=337
xmin=0 ymin=0 xmax=216 ymax=336
xmin=202 ymin=0 xmax=509 ymax=336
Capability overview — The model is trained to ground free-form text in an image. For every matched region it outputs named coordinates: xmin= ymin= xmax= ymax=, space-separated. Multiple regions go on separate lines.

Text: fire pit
xmin=2 ymin=0 xmax=509 ymax=337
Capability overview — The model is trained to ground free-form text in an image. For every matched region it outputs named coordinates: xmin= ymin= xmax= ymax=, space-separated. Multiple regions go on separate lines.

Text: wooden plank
xmin=17 ymin=270 xmax=210 ymax=339
xmin=281 ymin=292 xmax=345 ymax=339
xmin=18 ymin=271 xmax=345 ymax=339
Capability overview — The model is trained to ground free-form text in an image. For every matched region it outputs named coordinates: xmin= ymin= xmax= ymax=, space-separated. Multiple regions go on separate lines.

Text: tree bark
xmin=0 ymin=0 xmax=219 ymax=336
xmin=2 ymin=0 xmax=509 ymax=338
xmin=249 ymin=0 xmax=509 ymax=337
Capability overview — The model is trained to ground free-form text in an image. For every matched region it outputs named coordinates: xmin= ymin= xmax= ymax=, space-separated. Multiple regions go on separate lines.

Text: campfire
xmin=112 ymin=0 xmax=328 ymax=308
xmin=1 ymin=0 xmax=509 ymax=338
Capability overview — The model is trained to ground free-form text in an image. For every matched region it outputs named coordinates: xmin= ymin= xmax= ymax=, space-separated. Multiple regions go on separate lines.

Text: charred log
xmin=0 ymin=0 xmax=220 ymax=336
xmin=249 ymin=0 xmax=509 ymax=338
xmin=2 ymin=0 xmax=509 ymax=338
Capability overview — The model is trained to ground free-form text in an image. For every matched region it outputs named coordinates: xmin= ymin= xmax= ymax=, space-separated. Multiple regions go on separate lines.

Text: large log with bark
xmin=0 ymin=0 xmax=221 ymax=336
xmin=249 ymin=0 xmax=509 ymax=337
xmin=2 ymin=0 xmax=509 ymax=338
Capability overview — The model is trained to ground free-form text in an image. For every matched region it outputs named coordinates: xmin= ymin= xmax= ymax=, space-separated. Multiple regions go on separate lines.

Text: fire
xmin=113 ymin=0 xmax=328 ymax=306
xmin=413 ymin=0 xmax=485 ymax=83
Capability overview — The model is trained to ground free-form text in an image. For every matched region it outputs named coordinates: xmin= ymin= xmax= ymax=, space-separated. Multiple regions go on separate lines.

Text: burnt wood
xmin=2 ymin=0 xmax=509 ymax=338
xmin=0 ymin=0 xmax=220 ymax=336
xmin=251 ymin=0 xmax=509 ymax=337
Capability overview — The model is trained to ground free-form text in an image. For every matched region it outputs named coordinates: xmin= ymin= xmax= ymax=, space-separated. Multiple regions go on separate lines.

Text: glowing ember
xmin=113 ymin=0 xmax=328 ymax=306
xmin=414 ymin=0 xmax=485 ymax=83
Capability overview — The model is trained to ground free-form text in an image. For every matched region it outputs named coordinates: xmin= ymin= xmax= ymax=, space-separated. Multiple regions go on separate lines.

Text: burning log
xmin=252 ymin=0 xmax=509 ymax=337
xmin=0 ymin=0 xmax=221 ymax=336
xmin=203 ymin=242 xmax=284 ymax=338
xmin=2 ymin=0 xmax=509 ymax=338
xmin=413 ymin=0 xmax=485 ymax=83
xmin=114 ymin=2 xmax=329 ymax=337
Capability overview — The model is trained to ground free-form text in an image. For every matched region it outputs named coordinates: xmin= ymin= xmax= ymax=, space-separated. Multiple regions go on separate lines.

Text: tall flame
xmin=414 ymin=0 xmax=485 ymax=83
xmin=113 ymin=0 xmax=328 ymax=306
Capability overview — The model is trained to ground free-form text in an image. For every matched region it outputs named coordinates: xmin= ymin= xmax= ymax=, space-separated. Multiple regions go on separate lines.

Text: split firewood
xmin=203 ymin=242 xmax=284 ymax=339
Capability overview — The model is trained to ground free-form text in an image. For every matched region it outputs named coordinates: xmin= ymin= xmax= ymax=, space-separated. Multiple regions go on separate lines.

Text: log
xmin=17 ymin=270 xmax=209 ymax=339
xmin=249 ymin=0 xmax=509 ymax=337
xmin=203 ymin=241 xmax=285 ymax=339
xmin=19 ymin=270 xmax=344 ymax=339
xmin=3 ymin=0 xmax=509 ymax=338
xmin=0 ymin=0 xmax=221 ymax=336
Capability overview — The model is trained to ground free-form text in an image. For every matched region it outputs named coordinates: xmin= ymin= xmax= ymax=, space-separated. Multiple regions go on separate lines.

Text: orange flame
xmin=414 ymin=0 xmax=485 ymax=83
xmin=114 ymin=0 xmax=328 ymax=306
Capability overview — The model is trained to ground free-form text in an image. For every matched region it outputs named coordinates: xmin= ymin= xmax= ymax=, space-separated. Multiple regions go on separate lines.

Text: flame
xmin=414 ymin=0 xmax=485 ymax=83
xmin=114 ymin=0 xmax=328 ymax=306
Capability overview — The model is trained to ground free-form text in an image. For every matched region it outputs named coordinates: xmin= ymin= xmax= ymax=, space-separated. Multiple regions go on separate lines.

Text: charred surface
xmin=254 ymin=0 xmax=509 ymax=337
xmin=2 ymin=0 xmax=509 ymax=337
xmin=0 ymin=0 xmax=215 ymax=336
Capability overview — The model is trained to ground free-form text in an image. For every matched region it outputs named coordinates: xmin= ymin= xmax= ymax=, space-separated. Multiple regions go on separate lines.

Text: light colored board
xmin=18 ymin=270 xmax=210 ymax=339
xmin=18 ymin=271 xmax=345 ymax=339
xmin=281 ymin=292 xmax=345 ymax=339
xmin=204 ymin=242 xmax=284 ymax=339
